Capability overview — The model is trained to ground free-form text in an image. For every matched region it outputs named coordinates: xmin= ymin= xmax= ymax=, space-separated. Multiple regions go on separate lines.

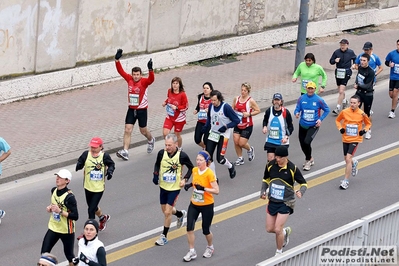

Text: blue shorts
xmin=159 ymin=187 xmax=180 ymax=206
xmin=267 ymin=201 xmax=293 ymax=216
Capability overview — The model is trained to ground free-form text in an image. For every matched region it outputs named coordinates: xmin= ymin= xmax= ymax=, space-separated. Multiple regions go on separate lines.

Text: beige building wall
xmin=0 ymin=0 xmax=399 ymax=102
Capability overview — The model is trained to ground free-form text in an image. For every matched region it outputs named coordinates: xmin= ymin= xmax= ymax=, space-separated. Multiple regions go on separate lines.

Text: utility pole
xmin=294 ymin=0 xmax=309 ymax=70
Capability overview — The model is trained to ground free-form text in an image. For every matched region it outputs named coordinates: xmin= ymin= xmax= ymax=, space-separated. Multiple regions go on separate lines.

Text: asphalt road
xmin=1 ymin=80 xmax=398 ymax=266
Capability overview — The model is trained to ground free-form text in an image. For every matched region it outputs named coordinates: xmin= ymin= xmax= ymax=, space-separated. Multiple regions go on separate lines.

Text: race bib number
xmin=52 ymin=211 xmax=61 ymax=222
xmin=270 ymin=183 xmax=285 ymax=200
xmin=302 ymin=79 xmax=310 ymax=89
xmin=162 ymin=172 xmax=176 ymax=183
xmin=357 ymin=74 xmax=365 ymax=86
xmin=208 ymin=130 xmax=220 ymax=143
xmin=346 ymin=124 xmax=358 ymax=136
xmin=394 ymin=64 xmax=399 ymax=74
xmin=235 ymin=111 xmax=243 ymax=121
xmin=192 ymin=189 xmax=204 ymax=203
xmin=129 ymin=93 xmax=139 ymax=106
xmin=269 ymin=126 xmax=280 ymax=139
xmin=90 ymin=170 xmax=103 ymax=181
xmin=336 ymin=68 xmax=346 ymax=79
xmin=198 ymin=110 xmax=207 ymax=120
xmin=303 ymin=109 xmax=315 ymax=121
xmin=166 ymin=105 xmax=175 ymax=117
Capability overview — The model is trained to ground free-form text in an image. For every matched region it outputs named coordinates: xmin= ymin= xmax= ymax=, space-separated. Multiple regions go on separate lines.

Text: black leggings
xmin=206 ymin=136 xmax=227 ymax=164
xmin=186 ymin=202 xmax=214 ymax=235
xmin=194 ymin=121 xmax=209 ymax=145
xmin=85 ymin=189 xmax=104 ymax=219
xmin=41 ymin=229 xmax=75 ymax=262
xmin=298 ymin=125 xmax=319 ymax=161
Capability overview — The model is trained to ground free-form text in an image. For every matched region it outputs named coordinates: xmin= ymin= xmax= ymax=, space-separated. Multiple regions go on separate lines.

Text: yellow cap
xmin=306 ymin=81 xmax=316 ymax=88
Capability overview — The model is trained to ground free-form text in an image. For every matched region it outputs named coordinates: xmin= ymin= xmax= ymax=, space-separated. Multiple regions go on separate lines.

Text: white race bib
xmin=162 ymin=172 xmax=177 ymax=183
xmin=90 ymin=170 xmax=103 ymax=181
xmin=192 ymin=189 xmax=205 ymax=202
xmin=166 ymin=105 xmax=175 ymax=117
xmin=208 ymin=130 xmax=220 ymax=143
xmin=269 ymin=127 xmax=280 ymax=139
xmin=336 ymin=68 xmax=346 ymax=79
xmin=198 ymin=110 xmax=207 ymax=120
xmin=52 ymin=211 xmax=61 ymax=222
xmin=303 ymin=109 xmax=315 ymax=121
xmin=270 ymin=183 xmax=285 ymax=200
xmin=346 ymin=124 xmax=358 ymax=136
xmin=394 ymin=64 xmax=399 ymax=74
xmin=129 ymin=93 xmax=139 ymax=106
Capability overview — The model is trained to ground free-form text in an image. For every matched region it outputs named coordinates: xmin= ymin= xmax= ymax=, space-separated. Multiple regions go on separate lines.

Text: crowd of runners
xmin=0 ymin=38 xmax=398 ymax=264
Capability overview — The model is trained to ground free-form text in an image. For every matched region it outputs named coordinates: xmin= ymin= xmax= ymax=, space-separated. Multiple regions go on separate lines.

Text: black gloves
xmin=147 ymin=58 xmax=153 ymax=70
xmin=184 ymin=182 xmax=193 ymax=191
xmin=115 ymin=49 xmax=123 ymax=60
xmin=195 ymin=184 xmax=205 ymax=191
xmin=79 ymin=252 xmax=90 ymax=264
xmin=153 ymin=172 xmax=159 ymax=185
xmin=359 ymin=129 xmax=366 ymax=136
xmin=106 ymin=171 xmax=113 ymax=180
xmin=218 ymin=126 xmax=227 ymax=133
xmin=72 ymin=257 xmax=79 ymax=265
xmin=340 ymin=128 xmax=345 ymax=134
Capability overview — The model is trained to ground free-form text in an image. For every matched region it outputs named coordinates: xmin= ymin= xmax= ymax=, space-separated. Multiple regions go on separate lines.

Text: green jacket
xmin=293 ymin=62 xmax=327 ymax=94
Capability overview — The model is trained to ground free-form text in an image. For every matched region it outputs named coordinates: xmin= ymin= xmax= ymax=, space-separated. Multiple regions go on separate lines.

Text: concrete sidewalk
xmin=1 ymin=22 xmax=398 ymax=183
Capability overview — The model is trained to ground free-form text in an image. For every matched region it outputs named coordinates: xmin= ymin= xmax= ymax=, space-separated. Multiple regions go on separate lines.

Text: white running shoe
xmin=332 ymin=108 xmax=340 ymax=115
xmin=365 ymin=130 xmax=371 ymax=140
xmin=147 ymin=137 xmax=155 ymax=153
xmin=283 ymin=227 xmax=292 ymax=248
xmin=155 ymin=234 xmax=168 ymax=246
xmin=116 ymin=149 xmax=129 ymax=160
xmin=235 ymin=157 xmax=244 ymax=166
xmin=388 ymin=111 xmax=396 ymax=119
xmin=247 ymin=146 xmax=255 ymax=161
xmin=340 ymin=180 xmax=349 ymax=190
xmin=303 ymin=160 xmax=312 ymax=171
xmin=351 ymin=159 xmax=358 ymax=176
xmin=203 ymin=246 xmax=214 ymax=258
xmin=183 ymin=250 xmax=197 ymax=262
xmin=0 ymin=210 xmax=5 ymax=225
xmin=176 ymin=210 xmax=187 ymax=229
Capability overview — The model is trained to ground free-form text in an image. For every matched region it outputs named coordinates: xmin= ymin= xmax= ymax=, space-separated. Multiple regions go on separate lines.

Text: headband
xmin=39 ymin=256 xmax=57 ymax=266
xmin=198 ymin=151 xmax=210 ymax=162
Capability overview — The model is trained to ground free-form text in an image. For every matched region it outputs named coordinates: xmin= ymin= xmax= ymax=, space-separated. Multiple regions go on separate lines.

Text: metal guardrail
xmin=256 ymin=202 xmax=399 ymax=266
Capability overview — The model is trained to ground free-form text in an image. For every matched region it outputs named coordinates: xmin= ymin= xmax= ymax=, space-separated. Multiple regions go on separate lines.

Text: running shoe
xmin=275 ymin=250 xmax=283 ymax=256
xmin=0 ymin=210 xmax=5 ymax=225
xmin=351 ymin=159 xmax=358 ymax=177
xmin=155 ymin=234 xmax=168 ymax=246
xmin=365 ymin=130 xmax=371 ymax=140
xmin=116 ymin=149 xmax=129 ymax=161
xmin=234 ymin=157 xmax=244 ymax=166
xmin=247 ymin=146 xmax=255 ymax=161
xmin=228 ymin=164 xmax=236 ymax=179
xmin=303 ymin=160 xmax=312 ymax=171
xmin=203 ymin=246 xmax=214 ymax=258
xmin=99 ymin=214 xmax=110 ymax=231
xmin=340 ymin=180 xmax=349 ymax=190
xmin=183 ymin=250 xmax=197 ymax=262
xmin=332 ymin=108 xmax=340 ymax=115
xmin=369 ymin=110 xmax=374 ymax=116
xmin=283 ymin=227 xmax=292 ymax=248
xmin=388 ymin=111 xmax=396 ymax=119
xmin=176 ymin=210 xmax=187 ymax=229
xmin=342 ymin=99 xmax=348 ymax=109
xmin=147 ymin=137 xmax=155 ymax=153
